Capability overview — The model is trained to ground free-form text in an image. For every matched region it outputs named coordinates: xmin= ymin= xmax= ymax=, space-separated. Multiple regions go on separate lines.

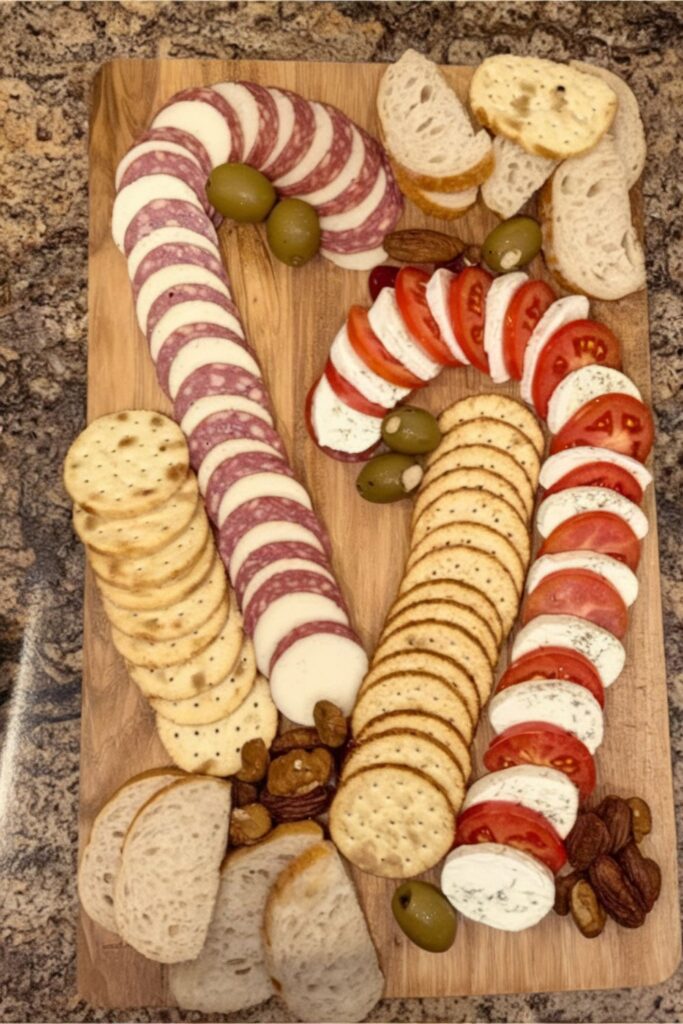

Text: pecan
xmin=267 ymin=748 xmax=334 ymax=797
xmin=261 ymin=785 xmax=331 ymax=822
xmin=566 ymin=812 xmax=611 ymax=871
xmin=570 ymin=879 xmax=607 ymax=938
xmin=313 ymin=700 xmax=348 ymax=748
xmin=589 ymin=854 xmax=646 ymax=928
xmin=627 ymin=796 xmax=653 ymax=843
xmin=233 ymin=780 xmax=259 ymax=808
xmin=596 ymin=796 xmax=633 ymax=853
xmin=383 ymin=229 xmax=465 ymax=263
xmin=554 ymin=871 xmax=584 ymax=916
xmin=235 ymin=738 xmax=269 ymax=784
xmin=271 ymin=727 xmax=321 ymax=754
xmin=618 ymin=841 xmax=662 ymax=912
xmin=229 ymin=803 xmax=272 ymax=846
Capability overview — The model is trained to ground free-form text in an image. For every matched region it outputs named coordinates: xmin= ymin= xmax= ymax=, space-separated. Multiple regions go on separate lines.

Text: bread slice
xmin=170 ymin=822 xmax=324 ymax=1014
xmin=481 ymin=136 xmax=557 ymax=219
xmin=470 ymin=55 xmax=617 ymax=159
xmin=263 ymin=842 xmax=385 ymax=1022
xmin=569 ymin=60 xmax=646 ymax=188
xmin=378 ymin=49 xmax=493 ymax=190
xmin=114 ymin=776 xmax=231 ymax=963
xmin=540 ymin=135 xmax=646 ymax=300
xmin=78 ymin=768 xmax=184 ymax=933
xmin=392 ymin=160 xmax=477 ymax=219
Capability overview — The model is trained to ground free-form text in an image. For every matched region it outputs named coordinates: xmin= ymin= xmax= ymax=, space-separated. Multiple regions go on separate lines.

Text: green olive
xmin=482 ymin=216 xmax=542 ymax=273
xmin=206 ymin=163 xmax=276 ymax=223
xmin=356 ymin=453 xmax=423 ymax=504
xmin=392 ymin=881 xmax=458 ymax=952
xmin=381 ymin=406 xmax=441 ymax=454
xmin=266 ymin=198 xmax=321 ymax=267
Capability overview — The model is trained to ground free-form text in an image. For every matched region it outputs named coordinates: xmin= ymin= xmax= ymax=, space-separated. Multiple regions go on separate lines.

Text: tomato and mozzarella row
xmin=488 ymin=679 xmax=604 ymax=754
xmin=484 ymin=723 xmax=596 ymax=800
xmin=461 ymin=764 xmax=579 ymax=839
xmin=546 ymin=365 xmax=642 ymax=434
xmin=539 ymin=445 xmax=652 ymax=501
xmin=520 ymin=295 xmax=590 ymax=404
xmin=425 ymin=268 xmax=471 ymax=365
xmin=512 ymin=614 xmax=625 ymax=687
xmin=482 ymin=271 xmax=528 ymax=384
xmin=536 ymin=486 xmax=649 ymax=540
xmin=526 ymin=551 xmax=638 ymax=607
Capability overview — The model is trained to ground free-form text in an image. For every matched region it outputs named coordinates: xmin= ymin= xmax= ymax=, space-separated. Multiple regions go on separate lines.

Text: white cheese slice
xmin=319 ymin=163 xmax=387 ymax=232
xmin=270 ymin=630 xmax=368 ymax=724
xmin=520 ymin=295 xmax=590 ymax=404
xmin=112 ymin=174 xmax=204 ymax=253
xmin=539 ymin=445 xmax=652 ymax=493
xmin=329 ymin=325 xmax=409 ymax=408
xmin=512 ymin=614 xmax=626 ymax=687
xmin=425 ymin=268 xmax=470 ymax=365
xmin=167 ymin=337 xmax=260 ymax=401
xmin=197 ymin=438 xmax=282 ymax=495
xmin=263 ymin=88 xmax=296 ymax=172
xmin=181 ymin=394 xmax=273 ymax=437
xmin=526 ymin=551 xmax=638 ymax=606
xmin=483 ymin=271 xmax=528 ymax=383
xmin=368 ymin=287 xmax=441 ymax=382
xmin=150 ymin=300 xmax=245 ymax=362
xmin=127 ymin=227 xmax=220 ymax=279
xmin=242 ymin=557 xmax=335 ymax=611
xmin=441 ymin=843 xmax=555 ymax=932
xmin=273 ymin=101 xmax=332 ymax=189
xmin=252 ymin=592 xmax=349 ymax=676
xmin=462 ymin=764 xmax=579 ymax=838
xmin=547 ymin=365 xmax=642 ymax=434
xmin=296 ymin=125 xmax=365 ymax=204
xmin=212 ymin=82 xmax=260 ymax=164
xmin=536 ymin=486 xmax=648 ymax=539
xmin=310 ymin=373 xmax=381 ymax=455
xmin=217 ymin=474 xmax=313 ymax=529
xmin=152 ymin=97 xmax=234 ymax=168
xmin=115 ymin=139 xmax=203 ymax=190
xmin=229 ymin=521 xmax=325 ymax=583
xmin=321 ymin=247 xmax=388 ymax=271
xmin=135 ymin=264 xmax=231 ymax=335
xmin=488 ymin=679 xmax=604 ymax=754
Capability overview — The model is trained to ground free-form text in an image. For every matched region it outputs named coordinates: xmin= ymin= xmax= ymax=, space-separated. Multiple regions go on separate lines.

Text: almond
xmin=383 ymin=229 xmax=465 ymax=263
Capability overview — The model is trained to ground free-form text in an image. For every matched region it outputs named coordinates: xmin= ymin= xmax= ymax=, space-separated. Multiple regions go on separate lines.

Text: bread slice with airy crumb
xmin=392 ymin=161 xmax=478 ymax=220
xmin=378 ymin=49 xmax=492 ymax=190
xmin=263 ymin=842 xmax=385 ymax=1022
xmin=540 ymin=135 xmax=646 ymax=300
xmin=169 ymin=822 xmax=324 ymax=1014
xmin=481 ymin=136 xmax=557 ymax=219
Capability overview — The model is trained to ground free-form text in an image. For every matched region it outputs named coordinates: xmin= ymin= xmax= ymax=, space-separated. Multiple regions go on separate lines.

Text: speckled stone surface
xmin=0 ymin=2 xmax=681 ymax=1021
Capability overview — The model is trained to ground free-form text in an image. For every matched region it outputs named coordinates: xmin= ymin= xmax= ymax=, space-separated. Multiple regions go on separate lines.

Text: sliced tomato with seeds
xmin=539 ymin=510 xmax=641 ymax=571
xmin=347 ymin=305 xmax=425 ymax=389
xmin=448 ymin=266 xmax=494 ymax=374
xmin=522 ymin=568 xmax=629 ymax=638
xmin=503 ymin=279 xmax=555 ymax=379
xmin=497 ymin=646 xmax=604 ymax=707
xmin=484 ymin=722 xmax=596 ymax=800
xmin=455 ymin=799 xmax=567 ymax=873
xmin=532 ymin=319 xmax=622 ymax=418
xmin=544 ymin=460 xmax=643 ymax=504
xmin=550 ymin=393 xmax=654 ymax=462
xmin=324 ymin=358 xmax=387 ymax=419
xmin=395 ymin=266 xmax=456 ymax=365
xmin=304 ymin=378 xmax=380 ymax=463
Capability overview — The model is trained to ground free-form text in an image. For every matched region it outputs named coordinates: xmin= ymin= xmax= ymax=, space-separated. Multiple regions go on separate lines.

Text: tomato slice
xmin=532 ymin=320 xmax=622 ymax=418
xmin=522 ymin=568 xmax=628 ymax=638
xmin=455 ymin=799 xmax=567 ymax=873
xmin=448 ymin=267 xmax=494 ymax=374
xmin=544 ymin=460 xmax=643 ymax=504
xmin=347 ymin=306 xmax=425 ymax=389
xmin=395 ymin=267 xmax=456 ymax=365
xmin=324 ymin=358 xmax=387 ymax=418
xmin=484 ymin=722 xmax=596 ymax=801
xmin=550 ymin=393 xmax=654 ymax=462
xmin=498 ymin=647 xmax=604 ymax=707
xmin=304 ymin=378 xmax=380 ymax=463
xmin=539 ymin=510 xmax=641 ymax=571
xmin=503 ymin=280 xmax=555 ymax=380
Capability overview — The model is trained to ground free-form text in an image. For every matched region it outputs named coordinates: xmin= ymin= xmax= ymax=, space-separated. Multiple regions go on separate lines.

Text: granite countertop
xmin=1 ymin=1 xmax=682 ymax=1021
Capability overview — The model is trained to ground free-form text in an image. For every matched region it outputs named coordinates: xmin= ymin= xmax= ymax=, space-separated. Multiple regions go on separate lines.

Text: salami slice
xmin=114 ymin=176 xmax=206 ymax=253
xmin=188 ymin=410 xmax=286 ymax=469
xmin=320 ymin=158 xmax=403 ymax=253
xmin=167 ymin=337 xmax=260 ymax=402
xmin=218 ymin=497 xmax=331 ymax=566
xmin=151 ymin=300 xmax=245 ymax=362
xmin=204 ymin=451 xmax=292 ymax=521
xmin=117 ymin=151 xmax=214 ymax=218
xmin=235 ymin=541 xmax=332 ymax=606
xmin=128 ymin=227 xmax=221 ymax=279
xmin=229 ymin=520 xmax=327 ymax=583
xmin=181 ymin=394 xmax=273 ymax=437
xmin=123 ymin=198 xmax=218 ymax=257
xmin=174 ymin=363 xmax=272 ymax=422
xmin=261 ymin=87 xmax=316 ymax=180
xmin=212 ymin=81 xmax=279 ymax=169
xmin=239 ymin=81 xmax=279 ymax=169
xmin=147 ymin=283 xmax=239 ymax=343
xmin=278 ymin=103 xmax=353 ymax=197
xmin=270 ymin=619 xmax=362 ymax=670
xmin=153 ymin=86 xmax=244 ymax=167
xmin=116 ymin=126 xmax=213 ymax=184
xmin=244 ymin=569 xmax=346 ymax=637
xmin=307 ymin=125 xmax=382 ymax=218
xmin=156 ymin=326 xmax=248 ymax=394
xmin=132 ymin=243 xmax=225 ymax=296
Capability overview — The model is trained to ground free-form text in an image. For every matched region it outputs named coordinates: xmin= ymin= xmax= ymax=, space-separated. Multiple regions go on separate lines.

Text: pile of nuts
xmin=555 ymin=795 xmax=661 ymax=937
xmin=228 ymin=700 xmax=348 ymax=848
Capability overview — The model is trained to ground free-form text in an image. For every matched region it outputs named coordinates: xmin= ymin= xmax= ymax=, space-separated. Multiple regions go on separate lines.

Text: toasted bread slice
xmin=570 ymin=61 xmax=646 ymax=188
xmin=391 ymin=161 xmax=478 ymax=219
xmin=481 ymin=136 xmax=557 ymax=219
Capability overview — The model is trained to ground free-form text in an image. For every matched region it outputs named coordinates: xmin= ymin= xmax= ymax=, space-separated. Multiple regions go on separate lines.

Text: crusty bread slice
xmin=470 ymin=55 xmax=617 ymax=159
xmin=540 ymin=135 xmax=646 ymax=300
xmin=569 ymin=60 xmax=646 ymax=188
xmin=392 ymin=160 xmax=478 ymax=220
xmin=114 ymin=776 xmax=231 ymax=963
xmin=78 ymin=768 xmax=184 ymax=933
xmin=378 ymin=49 xmax=493 ymax=190
xmin=170 ymin=822 xmax=323 ymax=1014
xmin=263 ymin=842 xmax=385 ymax=1022
xmin=481 ymin=136 xmax=557 ymax=219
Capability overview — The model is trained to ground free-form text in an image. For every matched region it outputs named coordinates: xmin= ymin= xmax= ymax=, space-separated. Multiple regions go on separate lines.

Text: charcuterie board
xmin=80 ymin=56 xmax=680 ymax=1007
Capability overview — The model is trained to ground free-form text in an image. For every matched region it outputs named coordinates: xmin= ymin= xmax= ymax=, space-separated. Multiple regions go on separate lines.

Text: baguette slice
xmin=569 ymin=60 xmax=646 ymax=188
xmin=481 ymin=136 xmax=557 ymax=219
xmin=378 ymin=49 xmax=492 ymax=190
xmin=78 ymin=768 xmax=184 ymax=933
xmin=114 ymin=776 xmax=231 ymax=963
xmin=392 ymin=161 xmax=478 ymax=220
xmin=470 ymin=55 xmax=617 ymax=159
xmin=264 ymin=842 xmax=385 ymax=1022
xmin=170 ymin=822 xmax=324 ymax=1014
xmin=540 ymin=135 xmax=646 ymax=300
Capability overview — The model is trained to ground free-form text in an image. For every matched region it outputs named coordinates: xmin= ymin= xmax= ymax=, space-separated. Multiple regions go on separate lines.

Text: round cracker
xmin=423 ymin=444 xmax=535 ymax=520
xmin=414 ymin=465 xmax=529 ymax=527
xmin=427 ymin=418 xmax=540 ymax=486
xmin=329 ymin=764 xmax=456 ymax=878
xmin=111 ymin=592 xmax=230 ymax=669
xmin=386 ymin=598 xmax=498 ymax=666
xmin=149 ymin=639 xmax=257 ymax=725
xmin=408 ymin=521 xmax=526 ymax=594
xmin=95 ymin=532 xmax=214 ymax=611
xmin=390 ymin=578 xmax=504 ymax=646
xmin=438 ymin=394 xmax=545 ymax=457
xmin=357 ymin=710 xmax=472 ymax=781
xmin=351 ymin=672 xmax=473 ymax=742
xmin=370 ymin=648 xmax=480 ymax=722
xmin=63 ymin=410 xmax=189 ymax=518
xmin=413 ymin=488 xmax=531 ymax=567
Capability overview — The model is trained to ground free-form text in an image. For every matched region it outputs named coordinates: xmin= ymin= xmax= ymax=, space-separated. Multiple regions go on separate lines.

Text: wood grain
xmin=81 ymin=57 xmax=680 ymax=1007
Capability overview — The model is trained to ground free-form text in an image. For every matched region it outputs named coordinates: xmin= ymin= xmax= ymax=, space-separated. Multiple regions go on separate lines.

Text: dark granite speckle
xmin=1 ymin=2 xmax=682 ymax=1021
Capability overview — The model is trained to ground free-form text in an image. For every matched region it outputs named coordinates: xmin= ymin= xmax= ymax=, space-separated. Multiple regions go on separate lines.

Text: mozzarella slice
xmin=488 ymin=680 xmax=604 ymax=754
xmin=441 ymin=843 xmax=555 ymax=932
xmin=425 ymin=268 xmax=470 ymax=365
xmin=322 ymin=247 xmax=388 ymax=271
xmin=150 ymin=300 xmax=245 ymax=362
xmin=463 ymin=764 xmax=579 ymax=837
xmin=368 ymin=287 xmax=441 ymax=381
xmin=536 ymin=486 xmax=648 ymax=540
xmin=211 ymin=82 xmax=260 ymax=164
xmin=526 ymin=551 xmax=638 ymax=606
xmin=274 ymin=101 xmax=332 ymax=189
xmin=180 ymin=394 xmax=273 ymax=437
xmin=229 ymin=521 xmax=325 ymax=582
xmin=252 ymin=592 xmax=349 ymax=675
xmin=539 ymin=445 xmax=653 ymax=493
xmin=242 ymin=557 xmax=335 ymax=611
xmin=135 ymin=264 xmax=230 ymax=335
xmin=547 ymin=366 xmax=642 ymax=434
xmin=217 ymin=474 xmax=313 ymax=529
xmin=296 ymin=125 xmax=365 ymax=204
xmin=262 ymin=88 xmax=295 ymax=172
xmin=520 ymin=296 xmax=590 ymax=404
xmin=270 ymin=630 xmax=368 ymax=724
xmin=127 ymin=227 xmax=220 ymax=279
xmin=319 ymin=164 xmax=387 ymax=232
xmin=115 ymin=139 xmax=204 ymax=190
xmin=329 ymin=325 xmax=409 ymax=408
xmin=197 ymin=438 xmax=282 ymax=494
xmin=310 ymin=373 xmax=381 ymax=455
xmin=152 ymin=98 xmax=233 ymax=168
xmin=483 ymin=272 xmax=528 ymax=383
xmin=112 ymin=174 xmax=204 ymax=253
xmin=168 ymin=337 xmax=260 ymax=400
xmin=512 ymin=614 xmax=625 ymax=686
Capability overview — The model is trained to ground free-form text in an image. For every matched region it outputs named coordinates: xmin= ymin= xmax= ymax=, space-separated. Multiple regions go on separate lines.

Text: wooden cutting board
xmin=81 ymin=57 xmax=680 ymax=1007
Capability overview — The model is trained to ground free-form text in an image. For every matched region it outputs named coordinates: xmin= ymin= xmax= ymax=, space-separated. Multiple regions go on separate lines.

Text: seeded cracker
xmin=413 ymin=465 xmax=528 ymax=527
xmin=96 ymin=535 xmax=214 ymax=612
xmin=386 ymin=597 xmax=498 ymax=665
xmin=438 ymin=393 xmax=545 ymax=457
xmin=423 ymin=444 xmax=535 ymax=520
xmin=413 ymin=488 xmax=531 ymax=566
xmin=351 ymin=672 xmax=474 ymax=742
xmin=112 ymin=593 xmax=230 ymax=669
xmin=390 ymin=578 xmax=504 ymax=646
xmin=358 ymin=710 xmax=472 ymax=781
xmin=368 ymin=647 xmax=480 ymax=722
xmin=150 ymin=639 xmax=257 ymax=725
xmin=427 ymin=417 xmax=541 ymax=486
xmin=407 ymin=523 xmax=525 ymax=594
